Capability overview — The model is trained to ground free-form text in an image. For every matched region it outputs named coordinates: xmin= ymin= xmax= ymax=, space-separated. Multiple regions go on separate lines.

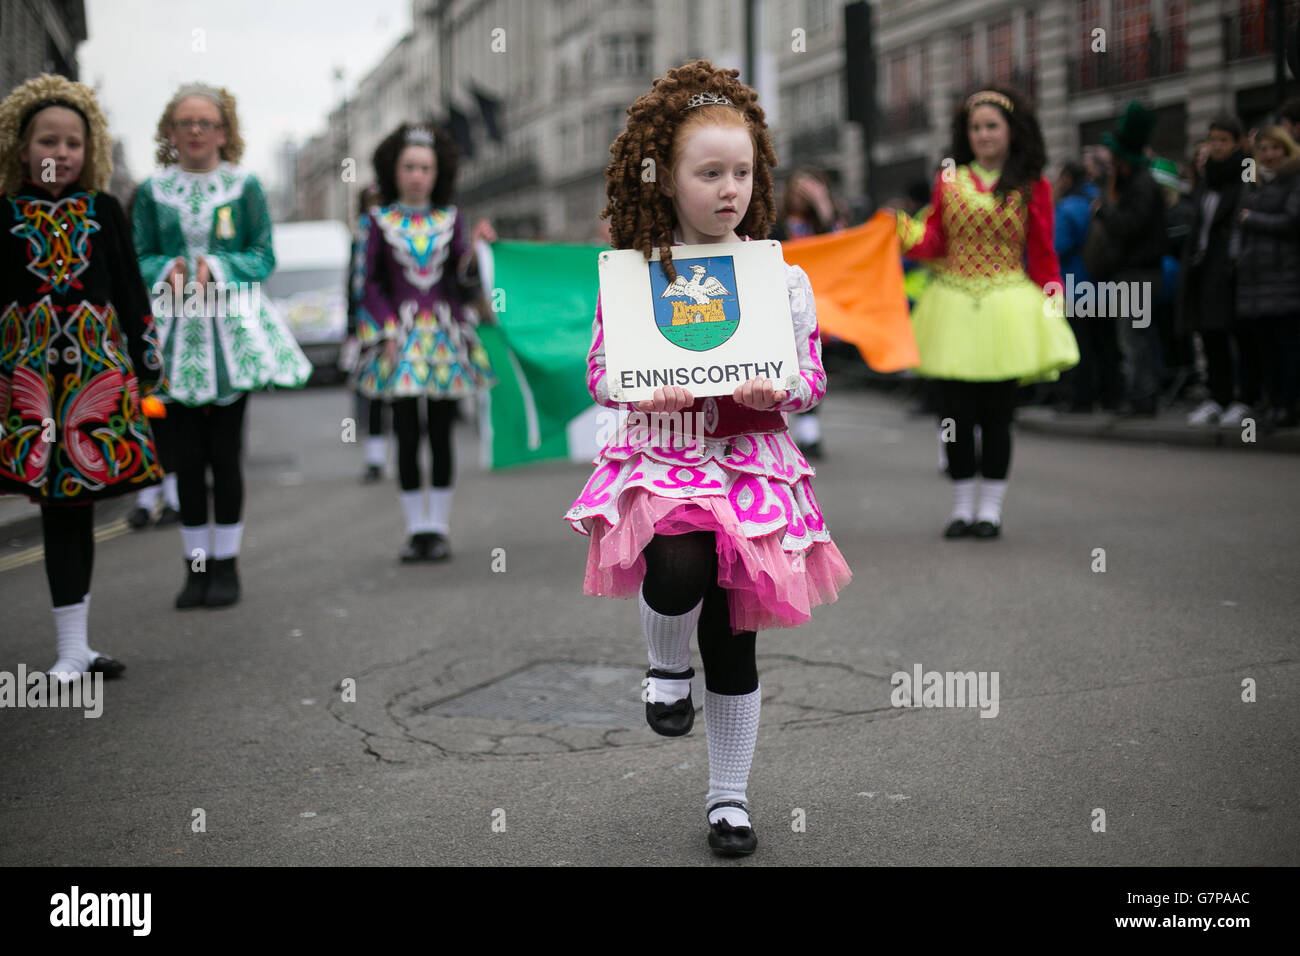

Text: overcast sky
xmin=79 ymin=0 xmax=411 ymax=189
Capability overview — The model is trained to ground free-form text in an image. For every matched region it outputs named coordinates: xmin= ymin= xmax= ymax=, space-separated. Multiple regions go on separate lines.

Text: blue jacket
xmin=1055 ymin=181 xmax=1098 ymax=297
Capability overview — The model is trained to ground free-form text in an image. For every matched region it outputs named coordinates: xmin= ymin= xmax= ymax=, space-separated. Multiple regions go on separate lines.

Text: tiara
xmin=405 ymin=127 xmax=435 ymax=145
xmin=686 ymin=92 xmax=733 ymax=110
xmin=966 ymin=90 xmax=1013 ymax=114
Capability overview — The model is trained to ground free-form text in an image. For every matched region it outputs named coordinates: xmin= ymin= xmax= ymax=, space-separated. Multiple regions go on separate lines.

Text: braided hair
xmin=602 ymin=59 xmax=777 ymax=282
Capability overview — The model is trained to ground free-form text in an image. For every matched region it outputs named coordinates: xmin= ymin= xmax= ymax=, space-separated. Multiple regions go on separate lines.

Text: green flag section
xmin=478 ymin=240 xmax=607 ymax=470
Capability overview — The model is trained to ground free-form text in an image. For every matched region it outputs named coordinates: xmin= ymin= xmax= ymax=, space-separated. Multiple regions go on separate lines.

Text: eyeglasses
xmin=172 ymin=120 xmax=223 ymax=133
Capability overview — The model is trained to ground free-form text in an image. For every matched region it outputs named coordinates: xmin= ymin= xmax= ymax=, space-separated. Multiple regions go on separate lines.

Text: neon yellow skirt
xmin=911 ymin=274 xmax=1080 ymax=384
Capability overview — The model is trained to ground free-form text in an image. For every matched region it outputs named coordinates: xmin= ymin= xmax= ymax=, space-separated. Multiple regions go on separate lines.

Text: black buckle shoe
xmin=425 ymin=532 xmax=451 ymax=562
xmin=89 ymin=655 xmax=126 ymax=678
xmin=971 ymin=520 xmax=1001 ymax=539
xmin=362 ymin=464 xmax=383 ymax=484
xmin=127 ymin=507 xmax=152 ymax=530
xmin=155 ymin=505 xmax=181 ymax=527
xmin=943 ymin=518 xmax=972 ymax=539
xmin=643 ymin=667 xmax=695 ymax=736
xmin=204 ymin=557 xmax=241 ymax=607
xmin=175 ymin=560 xmax=208 ymax=609
xmin=400 ymin=533 xmax=431 ymax=563
xmin=707 ymin=801 xmax=757 ymax=856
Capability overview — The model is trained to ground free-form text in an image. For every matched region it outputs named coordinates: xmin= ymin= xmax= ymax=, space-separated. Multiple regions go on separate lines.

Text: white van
xmin=268 ymin=220 xmax=353 ymax=382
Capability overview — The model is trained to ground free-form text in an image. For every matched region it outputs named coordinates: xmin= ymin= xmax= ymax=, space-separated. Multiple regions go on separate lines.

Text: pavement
xmin=1017 ymin=404 xmax=1300 ymax=454
xmin=0 ymin=382 xmax=1297 ymax=867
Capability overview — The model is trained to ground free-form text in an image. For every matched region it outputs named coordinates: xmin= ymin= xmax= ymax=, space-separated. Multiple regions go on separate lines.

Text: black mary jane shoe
xmin=89 ymin=655 xmax=126 ymax=678
xmin=707 ymin=801 xmax=757 ymax=857
xmin=400 ymin=533 xmax=431 ymax=563
xmin=127 ymin=506 xmax=152 ymax=530
xmin=425 ymin=532 xmax=451 ymax=562
xmin=971 ymin=520 xmax=1001 ymax=539
xmin=155 ymin=505 xmax=181 ymax=527
xmin=642 ymin=667 xmax=695 ymax=737
xmin=943 ymin=518 xmax=973 ymax=539
xmin=175 ymin=561 xmax=209 ymax=609
xmin=362 ymin=464 xmax=383 ymax=484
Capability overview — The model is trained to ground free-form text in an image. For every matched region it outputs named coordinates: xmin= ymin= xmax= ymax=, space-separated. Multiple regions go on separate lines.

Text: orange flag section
xmin=780 ymin=212 xmax=919 ymax=373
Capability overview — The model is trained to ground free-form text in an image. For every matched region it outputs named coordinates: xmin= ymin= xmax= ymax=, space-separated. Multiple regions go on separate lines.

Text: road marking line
xmin=0 ymin=518 xmax=130 ymax=574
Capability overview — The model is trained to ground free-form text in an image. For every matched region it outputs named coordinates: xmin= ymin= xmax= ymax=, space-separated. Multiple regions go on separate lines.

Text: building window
xmin=988 ymin=15 xmax=1013 ymax=85
xmin=807 ymin=0 xmax=831 ymax=35
xmin=957 ymin=27 xmax=975 ymax=96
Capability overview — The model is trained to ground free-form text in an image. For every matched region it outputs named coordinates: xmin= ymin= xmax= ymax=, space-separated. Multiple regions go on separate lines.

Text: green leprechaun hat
xmin=1103 ymin=101 xmax=1159 ymax=166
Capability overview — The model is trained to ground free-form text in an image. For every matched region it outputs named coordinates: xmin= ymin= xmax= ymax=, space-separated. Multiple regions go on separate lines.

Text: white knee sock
xmin=212 ymin=522 xmax=243 ymax=559
xmin=705 ymin=686 xmax=761 ymax=827
xmin=427 ymin=487 xmax=453 ymax=535
xmin=365 ymin=436 xmax=386 ymax=467
xmin=400 ymin=489 xmax=432 ymax=534
xmin=976 ymin=479 xmax=1007 ymax=525
xmin=136 ymin=484 xmax=161 ymax=510
xmin=638 ymin=587 xmax=700 ymax=701
xmin=162 ymin=473 xmax=180 ymax=510
xmin=180 ymin=524 xmax=210 ymax=563
xmin=950 ymin=478 xmax=977 ymax=522
xmin=49 ymin=597 xmax=91 ymax=680
xmin=793 ymin=412 xmax=820 ymax=444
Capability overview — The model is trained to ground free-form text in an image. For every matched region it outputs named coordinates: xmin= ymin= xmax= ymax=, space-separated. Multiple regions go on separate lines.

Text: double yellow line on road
xmin=0 ymin=518 xmax=131 ymax=574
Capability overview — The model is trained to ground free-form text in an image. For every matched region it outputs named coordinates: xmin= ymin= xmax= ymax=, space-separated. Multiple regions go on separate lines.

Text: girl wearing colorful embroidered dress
xmin=564 ymin=60 xmax=852 ymax=857
xmin=894 ymin=86 xmax=1078 ymax=539
xmin=132 ymin=83 xmax=311 ymax=608
xmin=0 ymin=74 xmax=165 ymax=680
xmin=356 ymin=122 xmax=496 ymax=563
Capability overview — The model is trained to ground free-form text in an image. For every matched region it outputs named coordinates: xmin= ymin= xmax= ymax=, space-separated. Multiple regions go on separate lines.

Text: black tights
xmin=392 ymin=397 xmax=456 ymax=491
xmin=641 ymin=531 xmax=758 ymax=695
xmin=938 ymin=379 xmax=1018 ymax=480
xmin=41 ymin=504 xmax=93 ymax=607
xmin=170 ymin=395 xmax=248 ymax=526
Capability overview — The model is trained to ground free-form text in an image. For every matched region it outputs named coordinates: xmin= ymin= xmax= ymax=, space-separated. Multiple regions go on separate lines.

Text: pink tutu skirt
xmin=565 ymin=430 xmax=852 ymax=633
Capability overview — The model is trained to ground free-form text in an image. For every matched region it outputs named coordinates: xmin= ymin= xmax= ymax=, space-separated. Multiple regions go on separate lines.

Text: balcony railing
xmin=1067 ymin=28 xmax=1187 ymax=93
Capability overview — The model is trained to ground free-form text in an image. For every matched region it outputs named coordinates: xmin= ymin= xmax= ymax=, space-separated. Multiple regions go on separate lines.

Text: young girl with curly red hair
xmin=564 ymin=60 xmax=852 ymax=857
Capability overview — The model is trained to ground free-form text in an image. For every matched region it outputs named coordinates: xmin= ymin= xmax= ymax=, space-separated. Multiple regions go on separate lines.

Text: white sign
xmin=597 ymin=240 xmax=800 ymax=403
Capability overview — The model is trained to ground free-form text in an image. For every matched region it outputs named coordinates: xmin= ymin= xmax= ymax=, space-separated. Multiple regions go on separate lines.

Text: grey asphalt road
xmin=1 ymin=383 xmax=1296 ymax=866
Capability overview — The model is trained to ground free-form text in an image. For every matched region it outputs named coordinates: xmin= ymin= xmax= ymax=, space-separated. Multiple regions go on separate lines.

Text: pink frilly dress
xmin=563 ymin=253 xmax=852 ymax=634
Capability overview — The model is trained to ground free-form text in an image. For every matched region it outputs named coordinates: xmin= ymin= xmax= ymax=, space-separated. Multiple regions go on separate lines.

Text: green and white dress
xmin=131 ymin=162 xmax=310 ymax=405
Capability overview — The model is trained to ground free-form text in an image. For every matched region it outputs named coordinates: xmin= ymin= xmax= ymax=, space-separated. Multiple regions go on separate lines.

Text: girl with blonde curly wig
xmin=0 ymin=74 xmax=166 ymax=682
xmin=132 ymin=83 xmax=310 ymax=609
xmin=564 ymin=60 xmax=852 ymax=858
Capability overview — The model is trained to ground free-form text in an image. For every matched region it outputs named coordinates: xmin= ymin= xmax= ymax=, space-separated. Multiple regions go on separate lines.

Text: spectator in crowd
xmin=770 ymin=167 xmax=846 ymax=459
xmin=1181 ymin=115 xmax=1256 ymax=426
xmin=1149 ymin=157 xmax=1197 ymax=403
xmin=1092 ymin=103 xmax=1167 ymax=416
xmin=1233 ymin=125 xmax=1300 ymax=428
xmin=1054 ymin=159 xmax=1118 ymax=412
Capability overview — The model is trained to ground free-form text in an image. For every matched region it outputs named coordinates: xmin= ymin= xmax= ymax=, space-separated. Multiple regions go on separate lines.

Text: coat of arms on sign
xmin=649 ymin=256 xmax=740 ymax=352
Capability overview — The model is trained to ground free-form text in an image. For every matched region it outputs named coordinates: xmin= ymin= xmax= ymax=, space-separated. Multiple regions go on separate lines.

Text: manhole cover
xmin=417 ymin=662 xmax=698 ymax=727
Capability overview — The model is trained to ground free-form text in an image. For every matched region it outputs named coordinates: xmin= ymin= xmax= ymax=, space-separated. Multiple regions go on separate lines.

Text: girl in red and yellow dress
xmin=895 ymin=86 xmax=1078 ymax=539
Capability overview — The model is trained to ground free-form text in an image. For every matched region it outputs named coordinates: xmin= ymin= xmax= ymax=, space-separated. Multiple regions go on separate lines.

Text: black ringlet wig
xmin=372 ymin=121 xmax=458 ymax=207
xmin=949 ymin=84 xmax=1045 ymax=202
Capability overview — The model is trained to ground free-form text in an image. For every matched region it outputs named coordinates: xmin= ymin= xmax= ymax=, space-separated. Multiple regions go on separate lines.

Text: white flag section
xmin=598 ymin=240 xmax=800 ymax=403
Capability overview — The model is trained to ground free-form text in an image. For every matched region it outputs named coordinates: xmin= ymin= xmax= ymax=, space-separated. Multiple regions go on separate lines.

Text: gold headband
xmin=966 ymin=90 xmax=1013 ymax=114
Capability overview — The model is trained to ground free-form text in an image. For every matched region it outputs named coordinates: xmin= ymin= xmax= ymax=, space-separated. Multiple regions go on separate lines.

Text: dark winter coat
xmin=1094 ymin=165 xmax=1167 ymax=300
xmin=1234 ymin=157 xmax=1300 ymax=319
xmin=1179 ymin=150 xmax=1246 ymax=333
